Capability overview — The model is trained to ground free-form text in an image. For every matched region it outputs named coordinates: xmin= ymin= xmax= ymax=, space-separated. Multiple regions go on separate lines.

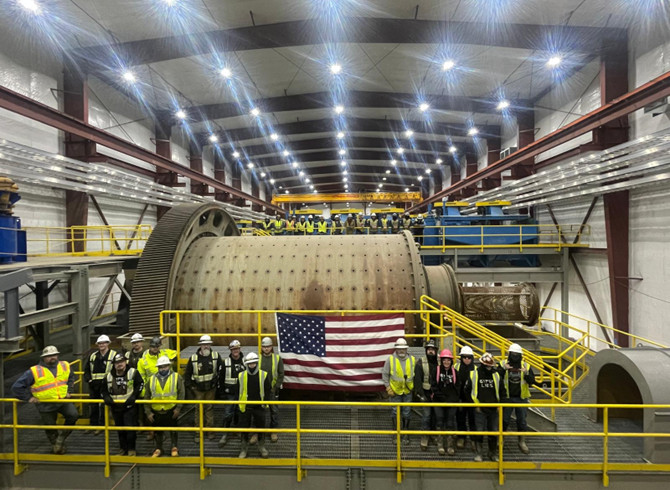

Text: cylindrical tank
xmin=461 ymin=283 xmax=540 ymax=325
xmin=128 ymin=204 xmax=536 ymax=345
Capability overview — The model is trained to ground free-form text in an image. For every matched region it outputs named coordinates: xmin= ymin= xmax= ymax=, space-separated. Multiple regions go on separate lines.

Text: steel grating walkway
xmin=1 ymin=382 xmax=646 ymax=465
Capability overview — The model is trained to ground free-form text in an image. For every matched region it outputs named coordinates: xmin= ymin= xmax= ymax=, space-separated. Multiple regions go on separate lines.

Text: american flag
xmin=275 ymin=312 xmax=406 ymax=391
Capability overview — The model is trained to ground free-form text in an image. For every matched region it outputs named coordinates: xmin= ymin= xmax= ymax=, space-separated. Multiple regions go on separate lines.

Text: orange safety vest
xmin=30 ymin=361 xmax=71 ymax=401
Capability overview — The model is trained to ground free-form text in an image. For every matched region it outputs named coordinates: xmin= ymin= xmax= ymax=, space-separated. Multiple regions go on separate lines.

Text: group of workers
xmin=12 ymin=334 xmax=284 ymax=460
xmin=383 ymin=338 xmax=536 ymax=462
xmin=259 ymin=212 xmax=425 ymax=236
xmin=12 ymin=333 xmax=535 ymax=462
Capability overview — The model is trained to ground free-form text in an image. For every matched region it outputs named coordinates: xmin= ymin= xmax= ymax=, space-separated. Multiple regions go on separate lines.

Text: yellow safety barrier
xmin=16 ymin=225 xmax=152 ymax=257
xmin=538 ymin=306 xmax=668 ymax=351
xmin=1 ymin=397 xmax=668 ymax=486
xmin=415 ymin=223 xmax=590 ymax=252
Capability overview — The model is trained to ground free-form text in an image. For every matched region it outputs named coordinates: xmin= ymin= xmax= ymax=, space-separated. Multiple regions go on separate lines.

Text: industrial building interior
xmin=1 ymin=0 xmax=670 ymax=488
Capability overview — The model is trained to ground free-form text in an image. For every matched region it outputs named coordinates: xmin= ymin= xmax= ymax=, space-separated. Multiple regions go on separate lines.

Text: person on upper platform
xmin=84 ymin=335 xmax=117 ymax=435
xmin=184 ymin=335 xmax=221 ymax=441
xmin=413 ymin=339 xmax=438 ymax=451
xmin=382 ymin=338 xmax=416 ymax=445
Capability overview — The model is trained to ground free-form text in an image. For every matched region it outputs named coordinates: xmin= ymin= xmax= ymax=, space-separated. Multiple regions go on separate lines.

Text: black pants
xmin=38 ymin=403 xmax=79 ymax=444
xmin=88 ymin=381 xmax=104 ymax=426
xmin=474 ymin=407 xmax=499 ymax=452
xmin=456 ymin=406 xmax=476 ymax=440
xmin=112 ymin=406 xmax=138 ymax=452
xmin=239 ymin=406 xmax=265 ymax=443
xmin=152 ymin=408 xmax=178 ymax=451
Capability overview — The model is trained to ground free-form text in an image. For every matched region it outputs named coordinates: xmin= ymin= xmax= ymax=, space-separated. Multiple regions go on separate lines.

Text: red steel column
xmin=513 ymin=110 xmax=535 ymax=179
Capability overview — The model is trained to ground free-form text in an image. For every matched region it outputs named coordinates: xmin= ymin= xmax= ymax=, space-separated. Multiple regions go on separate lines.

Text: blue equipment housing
xmin=0 ymin=189 xmax=27 ymax=264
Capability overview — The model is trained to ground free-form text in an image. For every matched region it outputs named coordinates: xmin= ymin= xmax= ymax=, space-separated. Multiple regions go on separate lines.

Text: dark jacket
xmin=432 ymin=363 xmax=460 ymax=403
xmin=101 ymin=366 xmax=144 ymax=410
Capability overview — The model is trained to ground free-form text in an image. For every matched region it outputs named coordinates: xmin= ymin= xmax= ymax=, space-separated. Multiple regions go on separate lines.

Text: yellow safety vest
xmin=223 ymin=357 xmax=242 ymax=386
xmin=502 ymin=359 xmax=532 ymax=400
xmin=149 ymin=372 xmax=178 ymax=411
xmin=388 ymin=355 xmax=415 ymax=395
xmin=305 ymin=221 xmax=315 ymax=234
xmin=421 ymin=356 xmax=431 ymax=390
xmin=470 ymin=369 xmax=501 ymax=404
xmin=238 ymin=370 xmax=267 ymax=413
xmin=264 ymin=353 xmax=281 ymax=388
xmin=137 ymin=349 xmax=176 ymax=381
xmin=296 ymin=221 xmax=306 ymax=234
xmin=286 ymin=220 xmax=296 ymax=232
xmin=89 ymin=349 xmax=118 ymax=381
xmin=30 ymin=361 xmax=70 ymax=401
xmin=317 ymin=221 xmax=328 ymax=234
xmin=190 ymin=351 xmax=220 ymax=384
xmin=263 ymin=221 xmax=272 ymax=231
xmin=274 ymin=219 xmax=284 ymax=232
xmin=106 ymin=367 xmax=137 ymax=402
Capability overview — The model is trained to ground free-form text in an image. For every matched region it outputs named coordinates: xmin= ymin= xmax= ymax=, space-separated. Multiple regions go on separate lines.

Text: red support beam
xmin=0 ymin=84 xmax=283 ymax=213
xmin=63 ymin=66 xmax=89 ymax=253
xmin=188 ymin=142 xmax=208 ymax=196
xmin=482 ymin=137 xmax=501 ymax=190
xmin=407 ymin=70 xmax=670 ymax=213
xmin=604 ymin=191 xmax=630 ymax=346
xmin=513 ymin=110 xmax=536 ymax=179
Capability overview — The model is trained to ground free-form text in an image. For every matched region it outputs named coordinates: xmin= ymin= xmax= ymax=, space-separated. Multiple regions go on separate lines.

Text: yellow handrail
xmin=1 ymin=397 xmax=668 ymax=486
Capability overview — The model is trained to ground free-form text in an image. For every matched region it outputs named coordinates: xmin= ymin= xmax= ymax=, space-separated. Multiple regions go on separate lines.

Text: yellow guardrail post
xmin=498 ymin=406 xmax=505 ymax=485
xmin=451 ymin=315 xmax=456 ymax=355
xmin=257 ymin=312 xmax=263 ymax=351
xmin=396 ymin=405 xmax=402 ymax=483
xmin=603 ymin=406 xmax=609 ymax=487
xmin=296 ymin=403 xmax=302 ymax=482
xmin=104 ymin=405 xmax=110 ymax=478
xmin=480 ymin=226 xmax=484 ymax=253
xmin=176 ymin=313 xmax=181 ymax=364
xmin=199 ymin=404 xmax=208 ymax=479
xmin=13 ymin=401 xmax=25 ymax=476
xmin=519 ymin=225 xmax=523 ymax=253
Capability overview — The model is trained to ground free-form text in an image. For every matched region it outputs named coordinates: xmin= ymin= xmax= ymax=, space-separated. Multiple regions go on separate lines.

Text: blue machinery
xmin=422 ymin=201 xmax=540 ymax=267
xmin=0 ymin=181 xmax=26 ymax=264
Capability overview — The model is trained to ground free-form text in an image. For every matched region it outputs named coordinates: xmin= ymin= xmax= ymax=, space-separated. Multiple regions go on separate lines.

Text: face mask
xmin=158 ymin=366 xmax=170 ymax=375
xmin=396 ymin=349 xmax=407 ymax=359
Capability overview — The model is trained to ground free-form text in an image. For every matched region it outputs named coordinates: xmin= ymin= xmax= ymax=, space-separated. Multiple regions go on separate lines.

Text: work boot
xmin=249 ymin=433 xmax=258 ymax=445
xmin=238 ymin=441 xmax=248 ymax=459
xmin=437 ymin=436 xmax=445 ymax=456
xmin=259 ymin=441 xmax=269 ymax=458
xmin=218 ymin=433 xmax=228 ymax=447
xmin=171 ymin=447 xmax=179 ymax=457
xmin=53 ymin=435 xmax=66 ymax=455
xmin=401 ymin=419 xmax=410 ymax=445
xmin=446 ymin=436 xmax=455 ymax=456
xmin=488 ymin=440 xmax=499 ymax=462
xmin=474 ymin=442 xmax=483 ymax=462
xmin=420 ymin=435 xmax=429 ymax=451
xmin=270 ymin=433 xmax=278 ymax=443
xmin=128 ymin=450 xmax=137 ymax=457
xmin=390 ymin=417 xmax=398 ymax=444
xmin=518 ymin=435 xmax=530 ymax=454
xmin=430 ymin=435 xmax=438 ymax=446
xmin=456 ymin=437 xmax=465 ymax=450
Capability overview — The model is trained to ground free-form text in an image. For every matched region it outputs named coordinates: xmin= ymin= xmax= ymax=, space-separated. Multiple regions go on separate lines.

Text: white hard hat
xmin=244 ymin=352 xmax=259 ymax=365
xmin=394 ymin=338 xmax=409 ymax=349
xmin=156 ymin=355 xmax=171 ymax=367
xmin=41 ymin=345 xmax=60 ymax=357
xmin=480 ymin=352 xmax=496 ymax=366
xmin=261 ymin=337 xmax=273 ymax=347
xmin=97 ymin=335 xmax=111 ymax=344
xmin=199 ymin=334 xmax=213 ymax=344
xmin=308 ymin=215 xmax=313 ymax=219
xmin=229 ymin=340 xmax=241 ymax=349
xmin=130 ymin=333 xmax=144 ymax=343
xmin=460 ymin=346 xmax=474 ymax=356
xmin=509 ymin=343 xmax=523 ymax=354
xmin=371 ymin=213 xmax=377 ymax=217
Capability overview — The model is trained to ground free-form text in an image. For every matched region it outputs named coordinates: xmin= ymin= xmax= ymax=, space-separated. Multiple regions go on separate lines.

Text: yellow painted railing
xmin=420 ymin=296 xmax=592 ymax=407
xmin=416 ymin=223 xmax=590 ymax=252
xmin=538 ymin=306 xmax=668 ymax=351
xmin=18 ymin=225 xmax=152 ymax=257
xmin=1 ymin=397 xmax=668 ymax=487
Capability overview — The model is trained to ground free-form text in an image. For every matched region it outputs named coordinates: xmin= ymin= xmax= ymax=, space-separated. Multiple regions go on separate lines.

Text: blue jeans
xmin=421 ymin=405 xmax=435 ymax=431
xmin=435 ymin=406 xmax=457 ymax=433
xmin=221 ymin=393 xmax=238 ymax=425
xmin=503 ymin=397 xmax=529 ymax=432
xmin=390 ymin=393 xmax=412 ymax=420
xmin=267 ymin=391 xmax=279 ymax=428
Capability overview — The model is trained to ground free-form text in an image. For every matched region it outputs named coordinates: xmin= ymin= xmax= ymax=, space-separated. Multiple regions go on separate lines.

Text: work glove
xmin=386 ymin=385 xmax=395 ymax=396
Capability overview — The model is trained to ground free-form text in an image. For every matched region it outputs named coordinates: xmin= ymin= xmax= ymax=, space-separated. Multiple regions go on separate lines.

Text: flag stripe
xmin=283 ymin=382 xmax=386 ymax=392
xmin=284 ymin=370 xmax=381 ymax=382
xmin=326 ymin=337 xmax=399 ymax=346
xmin=326 ymin=325 xmax=405 ymax=334
xmin=282 ymin=358 xmax=386 ymax=370
xmin=324 ymin=314 xmax=405 ymax=323
xmin=283 ymin=375 xmax=382 ymax=386
xmin=280 ymin=353 xmax=390 ymax=365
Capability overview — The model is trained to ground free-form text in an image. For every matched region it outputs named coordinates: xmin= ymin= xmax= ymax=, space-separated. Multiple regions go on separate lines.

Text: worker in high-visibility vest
xmin=286 ymin=217 xmax=296 ymax=235
xmin=145 ymin=355 xmax=185 ymax=457
xmin=12 ymin=345 xmax=78 ymax=454
xmin=137 ymin=336 xmax=177 ymax=384
xmin=124 ymin=333 xmax=145 ymax=369
xmin=501 ymin=343 xmax=536 ymax=455
xmin=296 ymin=216 xmax=306 ymax=235
xmin=84 ymin=334 xmax=117 ymax=434
xmin=305 ymin=215 xmax=315 ymax=235
xmin=261 ymin=217 xmax=273 ymax=234
xmin=381 ymin=338 xmax=416 ymax=445
xmin=260 ymin=337 xmax=284 ymax=443
xmin=184 ymin=335 xmax=221 ymax=441
xmin=317 ymin=215 xmax=329 ymax=235
xmin=237 ymin=352 xmax=272 ymax=459
xmin=217 ymin=339 xmax=245 ymax=448
xmin=102 ymin=353 xmax=144 ymax=456
xmin=331 ymin=214 xmax=344 ymax=235
xmin=464 ymin=352 xmax=506 ymax=462
xmin=413 ymin=339 xmax=438 ymax=451
xmin=273 ymin=215 xmax=285 ymax=235
xmin=432 ymin=349 xmax=460 ymax=457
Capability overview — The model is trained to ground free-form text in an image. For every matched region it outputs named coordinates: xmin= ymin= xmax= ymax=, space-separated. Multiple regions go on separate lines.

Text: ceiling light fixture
xmin=342 ymin=170 xmax=347 ymax=175
xmin=343 ymin=177 xmax=348 ymax=182
xmin=404 ymin=130 xmax=414 ymax=138
xmin=419 ymin=102 xmax=430 ymax=112
xmin=305 ymin=178 xmax=311 ymax=183
xmin=547 ymin=56 xmax=562 ymax=68
xmin=336 ymin=131 xmax=345 ymax=139
xmin=208 ymin=134 xmax=218 ymax=143
xmin=385 ymin=169 xmax=391 ymax=174
xmin=283 ymin=150 xmax=290 ymax=157
xmin=330 ymin=63 xmax=342 ymax=74
xmin=270 ymin=133 xmax=279 ymax=141
xmin=247 ymin=162 xmax=254 ymax=169
xmin=497 ymin=100 xmax=510 ymax=111
xmin=340 ymin=160 xmax=347 ymax=167
xmin=404 ymin=188 xmax=409 ymax=192
xmin=18 ymin=0 xmax=41 ymax=14
xmin=220 ymin=67 xmax=232 ymax=78
xmin=292 ymin=161 xmax=299 ymax=168
xmin=442 ymin=60 xmax=455 ymax=71
xmin=175 ymin=110 xmax=187 ymax=120
xmin=250 ymin=107 xmax=261 ymax=117
xmin=270 ymin=178 xmax=275 ymax=184
xmin=382 ymin=177 xmax=387 ymax=181
xmin=338 ymin=149 xmax=346 ymax=156
xmin=425 ymin=168 xmax=432 ymax=174
xmin=396 ymin=148 xmax=405 ymax=155
xmin=122 ymin=71 xmax=136 ymax=83
xmin=391 ymin=159 xmax=397 ymax=165
xmin=436 ymin=158 xmax=443 ymax=164
xmin=299 ymin=171 xmax=305 ymax=176
xmin=260 ymin=172 xmax=267 ymax=177
xmin=232 ymin=151 xmax=240 ymax=158
xmin=418 ymin=176 xmax=423 ymax=182
xmin=449 ymin=146 xmax=457 ymax=153
xmin=468 ymin=127 xmax=479 ymax=136
xmin=334 ymin=105 xmax=344 ymax=114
